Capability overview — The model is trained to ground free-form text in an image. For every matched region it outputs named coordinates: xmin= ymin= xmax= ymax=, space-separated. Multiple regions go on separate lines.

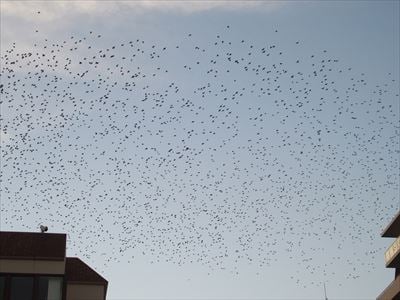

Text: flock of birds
xmin=0 ymin=20 xmax=399 ymax=287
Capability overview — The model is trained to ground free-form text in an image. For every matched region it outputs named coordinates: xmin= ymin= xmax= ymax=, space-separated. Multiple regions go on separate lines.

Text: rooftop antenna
xmin=40 ymin=225 xmax=48 ymax=233
xmin=323 ymin=282 xmax=328 ymax=300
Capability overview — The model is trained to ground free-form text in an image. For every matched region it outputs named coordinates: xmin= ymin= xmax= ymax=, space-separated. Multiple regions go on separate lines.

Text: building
xmin=378 ymin=211 xmax=400 ymax=300
xmin=0 ymin=231 xmax=108 ymax=300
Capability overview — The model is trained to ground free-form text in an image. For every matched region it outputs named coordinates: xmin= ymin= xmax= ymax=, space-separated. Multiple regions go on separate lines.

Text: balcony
xmin=377 ymin=275 xmax=400 ymax=300
xmin=385 ymin=236 xmax=400 ymax=268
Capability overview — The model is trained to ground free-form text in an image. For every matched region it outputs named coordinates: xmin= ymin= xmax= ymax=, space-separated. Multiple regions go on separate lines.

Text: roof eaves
xmin=382 ymin=211 xmax=400 ymax=237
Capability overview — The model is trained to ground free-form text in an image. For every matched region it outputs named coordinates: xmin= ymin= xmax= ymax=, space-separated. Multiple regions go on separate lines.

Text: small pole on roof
xmin=40 ymin=225 xmax=48 ymax=233
xmin=323 ymin=282 xmax=328 ymax=300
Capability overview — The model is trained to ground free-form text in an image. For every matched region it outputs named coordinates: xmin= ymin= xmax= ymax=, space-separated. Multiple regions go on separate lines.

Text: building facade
xmin=0 ymin=231 xmax=108 ymax=300
xmin=378 ymin=211 xmax=400 ymax=300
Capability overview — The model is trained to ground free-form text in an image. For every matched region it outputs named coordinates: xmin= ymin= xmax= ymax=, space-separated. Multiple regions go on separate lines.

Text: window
xmin=0 ymin=275 xmax=63 ymax=300
xmin=0 ymin=276 xmax=5 ymax=300
xmin=10 ymin=276 xmax=34 ymax=300
xmin=37 ymin=277 xmax=62 ymax=300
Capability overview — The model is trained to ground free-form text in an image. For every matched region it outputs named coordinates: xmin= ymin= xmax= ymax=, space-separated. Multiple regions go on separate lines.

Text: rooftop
xmin=382 ymin=211 xmax=400 ymax=238
xmin=65 ymin=257 xmax=108 ymax=294
xmin=66 ymin=257 xmax=108 ymax=289
xmin=0 ymin=231 xmax=66 ymax=260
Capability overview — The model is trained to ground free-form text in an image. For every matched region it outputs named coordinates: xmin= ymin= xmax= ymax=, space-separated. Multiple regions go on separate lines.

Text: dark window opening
xmin=0 ymin=276 xmax=5 ymax=300
xmin=10 ymin=277 xmax=34 ymax=300
xmin=0 ymin=274 xmax=63 ymax=300
xmin=37 ymin=277 xmax=62 ymax=300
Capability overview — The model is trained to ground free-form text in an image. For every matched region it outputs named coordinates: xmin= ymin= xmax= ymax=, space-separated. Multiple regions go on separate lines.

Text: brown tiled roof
xmin=0 ymin=231 xmax=66 ymax=260
xmin=65 ymin=257 xmax=108 ymax=288
xmin=382 ymin=211 xmax=400 ymax=237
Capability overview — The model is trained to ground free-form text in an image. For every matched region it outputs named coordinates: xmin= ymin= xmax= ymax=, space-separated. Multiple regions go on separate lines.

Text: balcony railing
xmin=385 ymin=236 xmax=400 ymax=268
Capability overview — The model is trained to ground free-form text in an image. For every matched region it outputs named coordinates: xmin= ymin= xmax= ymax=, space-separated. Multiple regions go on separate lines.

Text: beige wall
xmin=66 ymin=283 xmax=105 ymax=300
xmin=0 ymin=258 xmax=65 ymax=274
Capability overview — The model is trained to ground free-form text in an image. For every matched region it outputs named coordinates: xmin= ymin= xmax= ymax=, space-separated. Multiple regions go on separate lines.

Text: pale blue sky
xmin=1 ymin=1 xmax=399 ymax=299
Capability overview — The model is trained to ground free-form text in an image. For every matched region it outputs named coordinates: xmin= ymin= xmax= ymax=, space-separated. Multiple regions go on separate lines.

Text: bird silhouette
xmin=0 ymin=20 xmax=398 ymax=288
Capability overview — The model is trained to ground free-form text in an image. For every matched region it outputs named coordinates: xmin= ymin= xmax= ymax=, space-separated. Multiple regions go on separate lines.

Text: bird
xmin=0 ymin=20 xmax=398 ymax=289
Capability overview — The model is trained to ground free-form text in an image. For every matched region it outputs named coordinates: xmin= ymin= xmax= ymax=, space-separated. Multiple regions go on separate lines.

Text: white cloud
xmin=1 ymin=0 xmax=284 ymax=22
xmin=122 ymin=1 xmax=284 ymax=14
xmin=1 ymin=1 xmax=108 ymax=22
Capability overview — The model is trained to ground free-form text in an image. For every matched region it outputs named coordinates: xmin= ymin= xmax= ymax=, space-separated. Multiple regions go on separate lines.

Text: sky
xmin=0 ymin=0 xmax=399 ymax=299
